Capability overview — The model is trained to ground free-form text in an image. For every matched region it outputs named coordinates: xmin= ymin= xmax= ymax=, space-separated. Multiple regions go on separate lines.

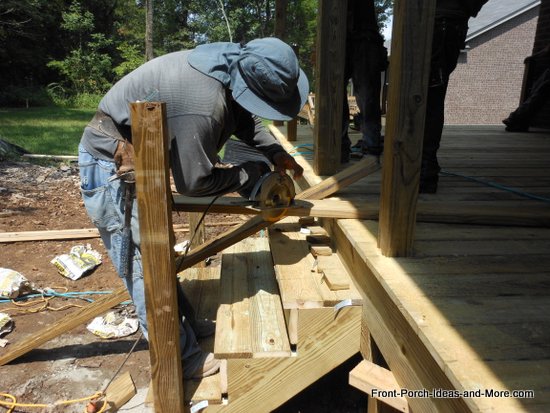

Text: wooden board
xmin=349 ymin=360 xmax=409 ymax=413
xmin=215 ymin=237 xmax=291 ymax=359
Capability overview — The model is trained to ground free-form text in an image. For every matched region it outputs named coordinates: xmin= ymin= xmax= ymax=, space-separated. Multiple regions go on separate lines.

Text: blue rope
xmin=440 ymin=170 xmax=550 ymax=203
xmin=0 ymin=290 xmax=132 ymax=305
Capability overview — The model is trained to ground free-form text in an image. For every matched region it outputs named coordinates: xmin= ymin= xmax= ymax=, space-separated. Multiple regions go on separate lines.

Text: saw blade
xmin=258 ymin=173 xmax=295 ymax=221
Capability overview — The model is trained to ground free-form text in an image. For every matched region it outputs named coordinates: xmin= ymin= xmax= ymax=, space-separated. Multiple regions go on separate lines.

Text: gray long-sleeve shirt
xmin=81 ymin=50 xmax=286 ymax=196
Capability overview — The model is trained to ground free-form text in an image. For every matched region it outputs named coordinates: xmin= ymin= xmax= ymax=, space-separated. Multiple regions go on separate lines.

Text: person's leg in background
xmin=351 ymin=34 xmax=385 ymax=156
xmin=421 ymin=17 xmax=467 ymax=193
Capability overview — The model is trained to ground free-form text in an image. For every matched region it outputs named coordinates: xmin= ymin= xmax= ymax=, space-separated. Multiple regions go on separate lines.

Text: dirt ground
xmin=0 ymin=158 xmax=366 ymax=412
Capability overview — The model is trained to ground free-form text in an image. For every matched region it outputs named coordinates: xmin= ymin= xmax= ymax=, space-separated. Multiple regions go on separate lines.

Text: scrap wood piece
xmin=0 ymin=222 xmax=241 ymax=243
xmin=317 ymin=255 xmax=349 ymax=291
xmin=104 ymin=371 xmax=136 ymax=412
xmin=310 ymin=245 xmax=333 ymax=257
xmin=349 ymin=360 xmax=409 ymax=413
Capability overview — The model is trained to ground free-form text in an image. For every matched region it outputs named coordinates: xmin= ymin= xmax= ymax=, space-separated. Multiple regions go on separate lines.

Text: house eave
xmin=466 ymin=1 xmax=541 ymax=43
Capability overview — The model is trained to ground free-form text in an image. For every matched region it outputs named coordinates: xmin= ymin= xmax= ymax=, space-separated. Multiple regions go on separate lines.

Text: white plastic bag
xmin=87 ymin=311 xmax=139 ymax=339
xmin=51 ymin=244 xmax=102 ymax=280
xmin=0 ymin=268 xmax=35 ymax=299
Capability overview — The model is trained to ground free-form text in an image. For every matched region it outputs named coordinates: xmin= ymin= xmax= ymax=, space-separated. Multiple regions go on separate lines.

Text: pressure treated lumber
xmin=165 ymin=197 xmax=550 ymax=227
xmin=104 ymin=371 xmax=137 ymax=412
xmin=215 ymin=307 xmax=361 ymax=412
xmin=378 ymin=0 xmax=436 ymax=257
xmin=0 ymin=222 xmax=237 ymax=243
xmin=215 ymin=237 xmax=291 ymax=359
xmin=349 ymin=360 xmax=409 ymax=413
xmin=317 ymin=255 xmax=349 ymax=290
xmin=0 ymin=287 xmax=130 ymax=366
xmin=269 ymin=219 xmax=361 ymax=309
xmin=313 ymin=0 xmax=348 ymax=175
xmin=131 ymin=101 xmax=184 ymax=413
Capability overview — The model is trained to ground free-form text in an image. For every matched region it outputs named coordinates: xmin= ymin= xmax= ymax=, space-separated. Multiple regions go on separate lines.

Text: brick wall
xmin=444 ymin=7 xmax=539 ymax=125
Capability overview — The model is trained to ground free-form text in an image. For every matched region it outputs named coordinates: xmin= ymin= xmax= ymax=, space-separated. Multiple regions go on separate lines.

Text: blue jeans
xmin=78 ymin=142 xmax=203 ymax=376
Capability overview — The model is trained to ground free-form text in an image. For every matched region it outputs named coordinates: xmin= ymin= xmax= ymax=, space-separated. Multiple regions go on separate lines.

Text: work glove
xmin=238 ymin=160 xmax=271 ymax=199
xmin=272 ymin=151 xmax=303 ymax=180
xmin=114 ymin=140 xmax=135 ymax=180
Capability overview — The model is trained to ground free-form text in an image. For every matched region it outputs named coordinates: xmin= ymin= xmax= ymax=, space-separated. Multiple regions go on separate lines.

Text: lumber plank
xmin=317 ymin=255 xmax=349 ymax=290
xmin=378 ymin=0 xmax=436 ymax=256
xmin=313 ymin=0 xmax=348 ymax=175
xmin=131 ymin=101 xmax=184 ymax=412
xmin=349 ymin=360 xmax=409 ymax=413
xmin=104 ymin=371 xmax=136 ymax=412
xmin=177 ymin=192 xmax=550 ymax=229
xmin=310 ymin=245 xmax=333 ymax=256
xmin=0 ymin=228 xmax=100 ymax=242
xmin=0 ymin=287 xmax=130 ymax=366
xmin=215 ymin=237 xmax=290 ymax=359
xmin=0 ymin=223 xmax=231 ymax=243
xmin=172 ymin=196 xmax=379 ymax=220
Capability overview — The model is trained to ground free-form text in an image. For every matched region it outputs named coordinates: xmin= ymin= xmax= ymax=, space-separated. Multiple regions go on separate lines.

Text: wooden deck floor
xmin=271 ymin=124 xmax=550 ymax=413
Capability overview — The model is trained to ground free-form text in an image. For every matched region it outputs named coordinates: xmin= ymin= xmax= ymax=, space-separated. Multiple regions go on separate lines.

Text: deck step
xmin=178 ymin=267 xmax=226 ymax=405
xmin=214 ymin=236 xmax=292 ymax=359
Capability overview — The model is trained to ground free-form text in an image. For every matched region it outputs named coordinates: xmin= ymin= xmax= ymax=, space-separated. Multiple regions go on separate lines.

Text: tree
xmin=47 ymin=1 xmax=113 ymax=95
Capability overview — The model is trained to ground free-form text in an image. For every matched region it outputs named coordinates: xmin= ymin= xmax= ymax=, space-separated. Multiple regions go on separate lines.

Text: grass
xmin=0 ymin=107 xmax=95 ymax=156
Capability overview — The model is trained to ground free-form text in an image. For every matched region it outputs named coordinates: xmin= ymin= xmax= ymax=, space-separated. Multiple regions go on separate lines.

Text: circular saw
xmin=249 ymin=172 xmax=296 ymax=221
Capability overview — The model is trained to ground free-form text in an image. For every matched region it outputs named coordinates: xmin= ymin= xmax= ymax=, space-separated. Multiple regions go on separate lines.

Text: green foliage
xmin=114 ymin=42 xmax=146 ymax=78
xmin=47 ymin=2 xmax=113 ymax=96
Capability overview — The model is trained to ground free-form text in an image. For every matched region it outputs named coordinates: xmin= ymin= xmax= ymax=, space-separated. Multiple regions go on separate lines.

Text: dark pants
xmin=422 ymin=17 xmax=468 ymax=183
xmin=504 ymin=68 xmax=550 ymax=131
xmin=342 ymin=33 xmax=386 ymax=156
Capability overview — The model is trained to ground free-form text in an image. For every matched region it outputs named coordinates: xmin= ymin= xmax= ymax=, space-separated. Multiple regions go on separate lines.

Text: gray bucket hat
xmin=188 ymin=38 xmax=309 ymax=121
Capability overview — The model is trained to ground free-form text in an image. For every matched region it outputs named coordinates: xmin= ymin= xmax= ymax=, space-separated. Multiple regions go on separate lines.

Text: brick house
xmin=445 ymin=0 xmax=541 ymax=125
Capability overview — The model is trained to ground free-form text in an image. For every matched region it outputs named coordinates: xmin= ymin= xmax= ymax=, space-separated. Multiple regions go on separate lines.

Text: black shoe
xmin=502 ymin=118 xmax=529 ymax=132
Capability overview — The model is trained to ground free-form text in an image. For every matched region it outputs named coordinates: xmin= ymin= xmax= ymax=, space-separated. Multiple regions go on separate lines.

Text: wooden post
xmin=378 ymin=0 xmax=436 ymax=257
xmin=131 ymin=101 xmax=185 ymax=413
xmin=313 ymin=0 xmax=347 ymax=175
xmin=287 ymin=43 xmax=300 ymax=142
xmin=273 ymin=0 xmax=289 ymax=127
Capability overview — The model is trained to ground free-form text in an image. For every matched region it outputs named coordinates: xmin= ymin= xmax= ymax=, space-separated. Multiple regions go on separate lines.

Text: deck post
xmin=378 ymin=0 xmax=436 ymax=257
xmin=313 ymin=0 xmax=347 ymax=175
xmin=131 ymin=101 xmax=185 ymax=412
xmin=273 ymin=0 xmax=289 ymax=127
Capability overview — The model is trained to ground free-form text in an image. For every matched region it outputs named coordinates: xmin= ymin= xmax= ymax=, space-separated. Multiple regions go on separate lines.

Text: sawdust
xmin=0 ymin=159 xmax=367 ymax=412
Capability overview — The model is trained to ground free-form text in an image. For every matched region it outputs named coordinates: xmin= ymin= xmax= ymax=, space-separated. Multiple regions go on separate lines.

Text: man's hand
xmin=272 ymin=151 xmax=304 ymax=180
xmin=114 ymin=140 xmax=135 ymax=176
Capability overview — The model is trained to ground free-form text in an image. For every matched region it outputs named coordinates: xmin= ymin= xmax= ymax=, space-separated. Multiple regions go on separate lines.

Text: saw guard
xmin=257 ymin=173 xmax=295 ymax=221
